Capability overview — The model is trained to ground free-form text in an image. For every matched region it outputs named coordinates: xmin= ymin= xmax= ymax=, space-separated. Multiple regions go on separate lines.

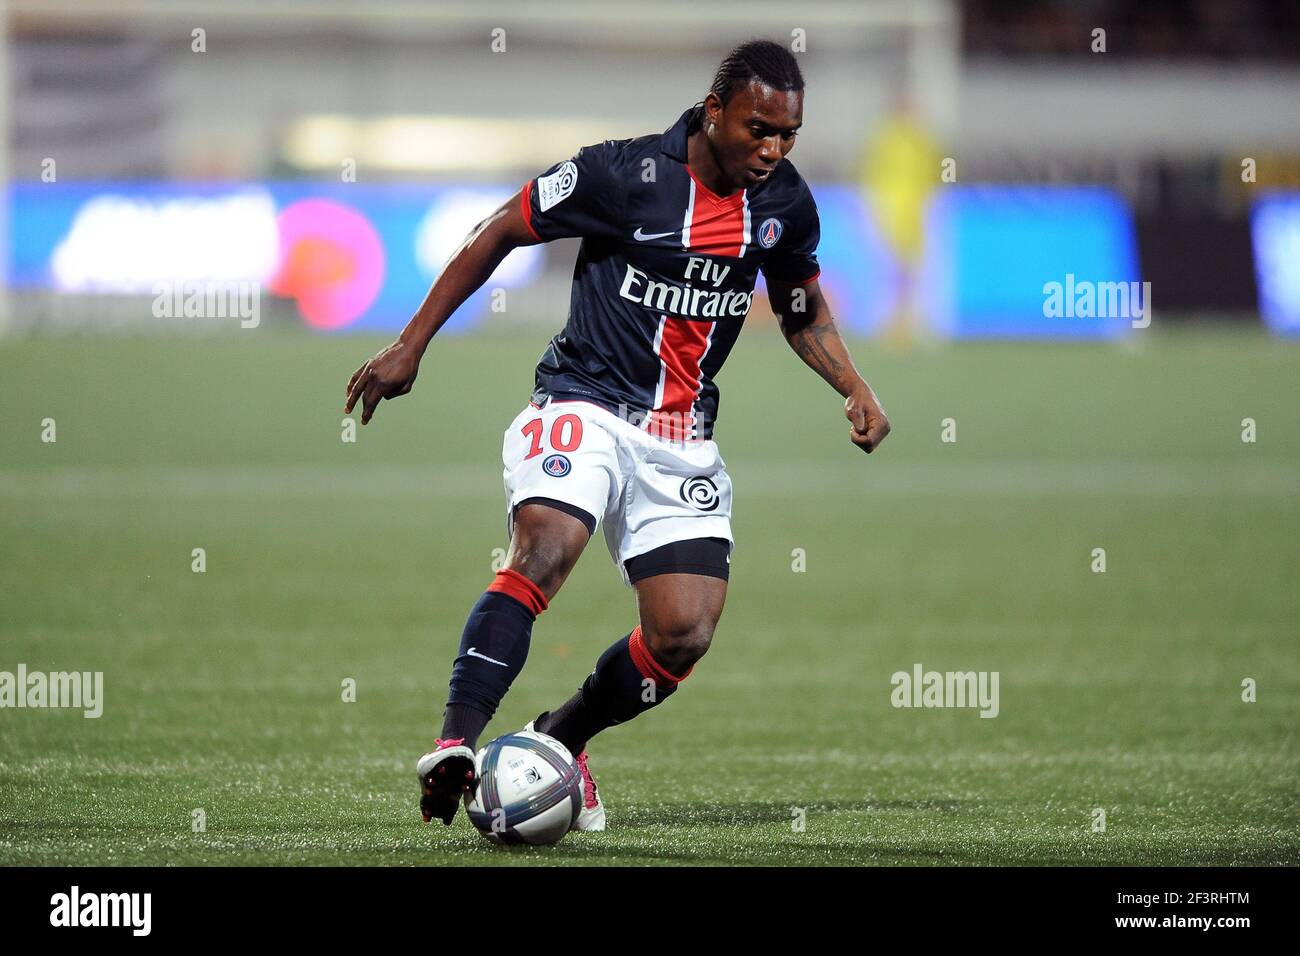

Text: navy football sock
xmin=535 ymin=625 xmax=688 ymax=754
xmin=441 ymin=569 xmax=548 ymax=750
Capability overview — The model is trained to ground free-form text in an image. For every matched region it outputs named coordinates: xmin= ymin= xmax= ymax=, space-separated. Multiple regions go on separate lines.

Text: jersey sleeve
xmin=520 ymin=140 xmax=627 ymax=242
xmin=759 ymin=184 xmax=821 ymax=286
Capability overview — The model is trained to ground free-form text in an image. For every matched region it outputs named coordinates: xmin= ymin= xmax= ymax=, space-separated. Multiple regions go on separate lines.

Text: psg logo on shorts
xmin=757 ymin=217 xmax=783 ymax=249
xmin=679 ymin=476 xmax=719 ymax=512
xmin=542 ymin=454 xmax=571 ymax=477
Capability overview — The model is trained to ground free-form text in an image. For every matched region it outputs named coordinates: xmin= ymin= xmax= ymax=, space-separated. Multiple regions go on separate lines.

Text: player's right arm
xmin=344 ymin=188 xmax=540 ymax=425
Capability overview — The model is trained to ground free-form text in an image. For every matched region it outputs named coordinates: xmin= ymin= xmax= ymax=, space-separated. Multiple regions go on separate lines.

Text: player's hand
xmin=345 ymin=340 xmax=421 ymax=425
xmin=845 ymin=386 xmax=890 ymax=454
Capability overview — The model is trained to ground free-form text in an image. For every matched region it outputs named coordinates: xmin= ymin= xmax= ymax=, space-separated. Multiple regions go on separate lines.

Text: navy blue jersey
xmin=520 ymin=107 xmax=821 ymax=441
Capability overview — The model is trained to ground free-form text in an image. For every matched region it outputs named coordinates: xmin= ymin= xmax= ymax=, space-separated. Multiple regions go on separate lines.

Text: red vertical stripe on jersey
xmin=684 ymin=166 xmax=746 ymax=257
xmin=647 ymin=316 xmax=713 ymax=441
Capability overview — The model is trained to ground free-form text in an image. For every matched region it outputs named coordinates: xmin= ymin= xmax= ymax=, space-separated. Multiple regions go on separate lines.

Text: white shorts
xmin=502 ymin=397 xmax=734 ymax=588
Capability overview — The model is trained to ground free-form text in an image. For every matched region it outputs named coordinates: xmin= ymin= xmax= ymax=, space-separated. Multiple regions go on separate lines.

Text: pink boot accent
xmin=575 ymin=751 xmax=600 ymax=809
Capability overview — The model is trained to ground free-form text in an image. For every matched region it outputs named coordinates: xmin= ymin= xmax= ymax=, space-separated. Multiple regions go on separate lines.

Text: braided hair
xmin=688 ymin=39 xmax=805 ymax=133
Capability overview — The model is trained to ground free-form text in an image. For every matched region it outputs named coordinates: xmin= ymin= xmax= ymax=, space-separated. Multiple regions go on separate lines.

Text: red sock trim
xmin=627 ymin=624 xmax=692 ymax=684
xmin=485 ymin=568 xmax=549 ymax=617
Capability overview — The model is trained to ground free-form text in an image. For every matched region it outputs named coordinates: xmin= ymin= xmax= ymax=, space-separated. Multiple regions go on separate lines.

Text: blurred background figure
xmin=859 ymin=88 xmax=942 ymax=348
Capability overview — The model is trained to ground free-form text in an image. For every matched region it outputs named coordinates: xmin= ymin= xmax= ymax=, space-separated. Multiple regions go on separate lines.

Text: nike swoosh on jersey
xmin=633 ymin=227 xmax=675 ymax=241
xmin=466 ymin=647 xmax=508 ymax=667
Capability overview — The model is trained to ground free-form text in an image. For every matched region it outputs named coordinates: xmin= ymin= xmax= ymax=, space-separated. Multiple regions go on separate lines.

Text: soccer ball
xmin=464 ymin=729 xmax=583 ymax=845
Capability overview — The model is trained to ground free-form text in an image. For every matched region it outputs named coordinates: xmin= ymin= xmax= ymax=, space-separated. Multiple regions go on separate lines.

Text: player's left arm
xmin=768 ymin=277 xmax=891 ymax=454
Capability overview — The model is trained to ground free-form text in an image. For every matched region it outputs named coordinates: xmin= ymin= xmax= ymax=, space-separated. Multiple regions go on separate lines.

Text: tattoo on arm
xmin=788 ymin=320 xmax=847 ymax=382
xmin=775 ymin=283 xmax=864 ymax=395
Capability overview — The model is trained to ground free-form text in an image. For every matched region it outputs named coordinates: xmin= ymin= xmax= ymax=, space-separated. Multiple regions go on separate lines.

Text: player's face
xmin=705 ymin=81 xmax=803 ymax=190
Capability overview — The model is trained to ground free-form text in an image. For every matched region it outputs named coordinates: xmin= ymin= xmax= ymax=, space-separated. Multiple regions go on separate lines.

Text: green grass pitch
xmin=1 ymin=326 xmax=1296 ymax=865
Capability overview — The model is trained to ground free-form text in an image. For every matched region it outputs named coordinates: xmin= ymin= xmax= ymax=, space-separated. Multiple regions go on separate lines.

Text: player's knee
xmin=643 ymin=617 xmax=716 ymax=675
xmin=503 ymin=544 xmax=572 ymax=601
xmin=504 ymin=528 xmax=587 ymax=600
xmin=506 ymin=505 xmax=590 ymax=599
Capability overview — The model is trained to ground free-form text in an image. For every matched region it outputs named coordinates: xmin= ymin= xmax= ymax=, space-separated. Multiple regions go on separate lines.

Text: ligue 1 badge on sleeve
xmin=538 ymin=161 xmax=578 ymax=212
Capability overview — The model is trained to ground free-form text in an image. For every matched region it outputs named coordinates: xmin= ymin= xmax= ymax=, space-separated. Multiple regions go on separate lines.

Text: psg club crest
xmin=542 ymin=454 xmax=571 ymax=477
xmin=757 ymin=217 xmax=782 ymax=249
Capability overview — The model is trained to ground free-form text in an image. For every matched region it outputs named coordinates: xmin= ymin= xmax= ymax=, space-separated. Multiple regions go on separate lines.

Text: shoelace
xmin=434 ymin=737 xmax=465 ymax=749
xmin=575 ymin=752 xmax=599 ymax=809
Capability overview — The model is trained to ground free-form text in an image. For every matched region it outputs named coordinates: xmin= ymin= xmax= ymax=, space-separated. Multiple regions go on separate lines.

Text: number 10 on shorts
xmin=522 ymin=413 xmax=583 ymax=460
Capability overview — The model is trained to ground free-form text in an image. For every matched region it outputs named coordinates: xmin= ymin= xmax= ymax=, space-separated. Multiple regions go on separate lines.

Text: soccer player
xmin=345 ymin=39 xmax=891 ymax=831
